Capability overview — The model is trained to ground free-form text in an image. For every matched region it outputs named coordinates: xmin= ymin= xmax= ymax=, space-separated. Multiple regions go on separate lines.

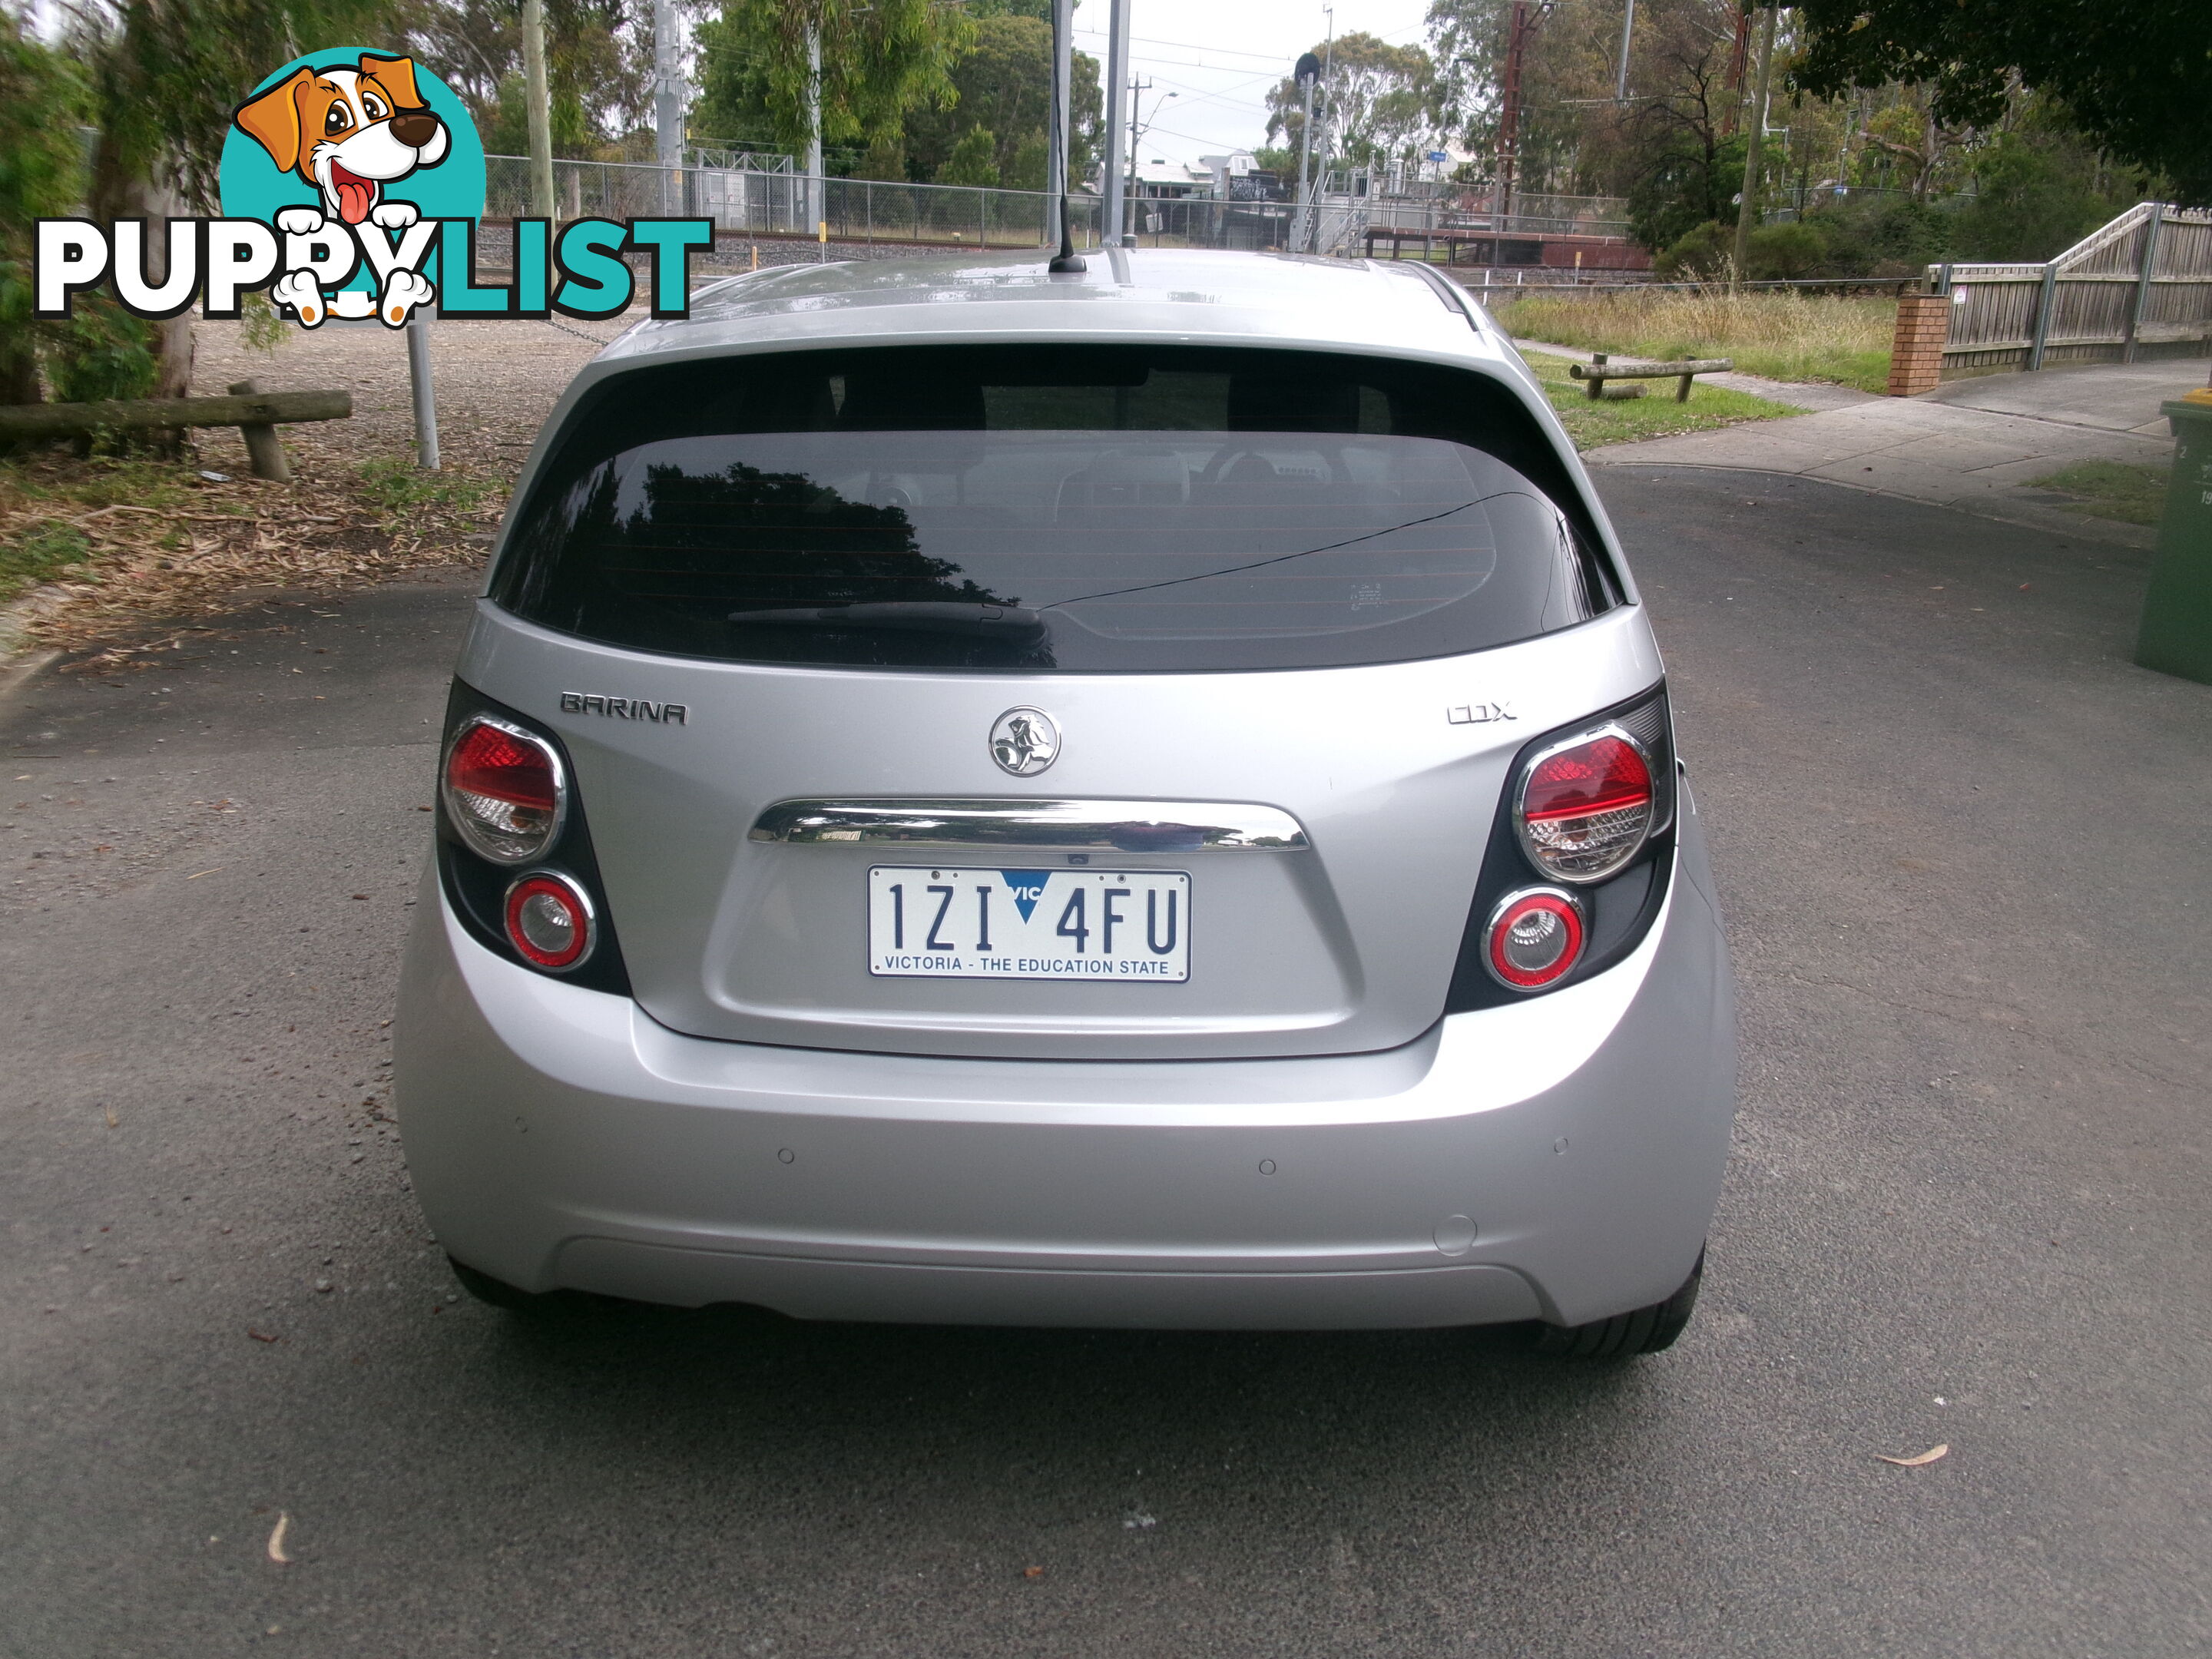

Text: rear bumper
xmin=395 ymin=816 xmax=1734 ymax=1330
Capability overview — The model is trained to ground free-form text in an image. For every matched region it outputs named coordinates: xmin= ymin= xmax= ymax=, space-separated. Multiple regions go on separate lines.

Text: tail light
xmin=445 ymin=716 xmax=566 ymax=864
xmin=503 ymin=872 xmax=595 ymax=970
xmin=1515 ymin=724 xmax=1654 ymax=883
xmin=1485 ymin=887 xmax=1585 ymax=990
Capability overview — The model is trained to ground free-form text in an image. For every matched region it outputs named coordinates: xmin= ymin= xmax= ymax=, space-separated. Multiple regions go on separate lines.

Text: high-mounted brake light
xmin=444 ymin=716 xmax=565 ymax=864
xmin=503 ymin=872 xmax=595 ymax=970
xmin=1515 ymin=724 xmax=1654 ymax=883
xmin=1485 ymin=887 xmax=1585 ymax=990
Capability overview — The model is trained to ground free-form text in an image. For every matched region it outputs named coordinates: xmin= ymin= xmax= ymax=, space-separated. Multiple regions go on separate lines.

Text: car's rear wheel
xmin=1529 ymin=1248 xmax=1704 ymax=1359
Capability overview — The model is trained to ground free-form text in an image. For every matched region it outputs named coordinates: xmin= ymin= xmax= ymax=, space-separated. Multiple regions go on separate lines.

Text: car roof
xmin=599 ymin=247 xmax=1509 ymax=369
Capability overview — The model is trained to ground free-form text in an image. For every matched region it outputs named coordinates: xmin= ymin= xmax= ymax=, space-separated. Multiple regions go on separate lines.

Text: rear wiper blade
xmin=726 ymin=601 xmax=1047 ymax=642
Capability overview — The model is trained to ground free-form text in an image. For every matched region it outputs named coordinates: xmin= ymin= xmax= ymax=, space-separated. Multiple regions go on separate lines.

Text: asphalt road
xmin=3 ymin=472 xmax=2207 ymax=1657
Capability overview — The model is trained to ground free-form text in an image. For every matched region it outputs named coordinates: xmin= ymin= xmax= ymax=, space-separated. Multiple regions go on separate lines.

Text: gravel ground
xmin=190 ymin=310 xmax=611 ymax=484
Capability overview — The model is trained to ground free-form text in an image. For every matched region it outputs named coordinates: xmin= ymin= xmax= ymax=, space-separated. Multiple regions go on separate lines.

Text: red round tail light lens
xmin=444 ymin=717 xmax=565 ymax=864
xmin=1516 ymin=727 xmax=1654 ymax=882
xmin=1485 ymin=888 xmax=1586 ymax=990
xmin=503 ymin=873 xmax=594 ymax=971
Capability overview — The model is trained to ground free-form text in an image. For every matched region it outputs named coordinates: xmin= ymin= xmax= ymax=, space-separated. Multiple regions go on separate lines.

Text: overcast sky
xmin=1071 ymin=1 xmax=1437 ymax=170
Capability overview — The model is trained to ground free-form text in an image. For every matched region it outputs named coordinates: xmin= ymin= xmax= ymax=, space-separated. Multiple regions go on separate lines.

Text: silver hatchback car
xmin=396 ymin=249 xmax=1735 ymax=1356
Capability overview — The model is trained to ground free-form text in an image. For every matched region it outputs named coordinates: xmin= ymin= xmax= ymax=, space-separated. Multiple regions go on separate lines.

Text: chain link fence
xmin=482 ymin=155 xmax=1635 ymax=260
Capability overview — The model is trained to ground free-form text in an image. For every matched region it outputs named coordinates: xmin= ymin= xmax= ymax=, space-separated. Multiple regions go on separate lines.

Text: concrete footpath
xmin=1524 ymin=341 xmax=2204 ymax=548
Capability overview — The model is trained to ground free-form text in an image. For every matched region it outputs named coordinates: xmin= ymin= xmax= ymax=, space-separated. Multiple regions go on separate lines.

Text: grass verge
xmin=2026 ymin=459 xmax=2172 ymax=526
xmin=1493 ymin=288 xmax=1897 ymax=392
xmin=1518 ymin=349 xmax=1800 ymax=449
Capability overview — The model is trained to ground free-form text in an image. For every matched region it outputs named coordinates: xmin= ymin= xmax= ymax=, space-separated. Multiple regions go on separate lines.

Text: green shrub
xmin=935 ymin=128 xmax=1000 ymax=188
xmin=1747 ymin=221 xmax=1829 ymax=280
xmin=1655 ymin=220 xmax=1734 ymax=279
xmin=0 ymin=18 xmax=97 ymax=404
xmin=1802 ymin=194 xmax=1954 ymax=276
xmin=1628 ymin=135 xmax=1747 ymax=256
xmin=45 ymin=297 xmax=157 ymax=405
xmin=1662 ymin=197 xmax=1963 ymax=283
xmin=1949 ymin=129 xmax=2140 ymax=261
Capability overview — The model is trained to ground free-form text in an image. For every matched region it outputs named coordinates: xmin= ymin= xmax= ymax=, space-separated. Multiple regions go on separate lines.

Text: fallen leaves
xmin=1876 ymin=1444 xmax=1949 ymax=1467
xmin=5 ymin=456 xmax=500 ymax=652
xmin=247 ymin=1328 xmax=280 ymax=1343
xmin=1022 ymin=1565 xmax=1045 ymax=1579
xmin=266 ymin=1512 xmax=292 ymax=1565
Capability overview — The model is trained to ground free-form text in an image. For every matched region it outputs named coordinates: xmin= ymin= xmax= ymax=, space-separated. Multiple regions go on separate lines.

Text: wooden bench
xmin=1568 ymin=353 xmax=1734 ymax=403
xmin=0 ymin=381 xmax=351 ymax=480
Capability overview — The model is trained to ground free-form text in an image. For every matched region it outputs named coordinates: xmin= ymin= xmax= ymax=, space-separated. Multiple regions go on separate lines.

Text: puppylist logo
xmin=35 ymin=48 xmax=713 ymax=330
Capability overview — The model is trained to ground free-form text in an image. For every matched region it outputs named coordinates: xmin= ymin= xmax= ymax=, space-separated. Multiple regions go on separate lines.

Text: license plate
xmin=867 ymin=866 xmax=1190 ymax=981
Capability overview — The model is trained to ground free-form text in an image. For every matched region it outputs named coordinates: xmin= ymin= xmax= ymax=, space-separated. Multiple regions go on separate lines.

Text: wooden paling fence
xmin=1932 ymin=204 xmax=2212 ymax=376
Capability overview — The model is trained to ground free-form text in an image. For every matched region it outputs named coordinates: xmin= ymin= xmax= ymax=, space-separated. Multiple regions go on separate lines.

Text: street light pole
xmin=1313 ymin=6 xmax=1335 ymax=253
xmin=805 ymin=19 xmax=824 ymax=246
xmin=1730 ymin=2 xmax=1778 ymax=288
xmin=654 ymin=0 xmax=684 ymax=215
xmin=1101 ymin=0 xmax=1131 ymax=246
xmin=1292 ymin=55 xmax=1320 ymax=254
xmin=522 ymin=0 xmax=553 ymax=221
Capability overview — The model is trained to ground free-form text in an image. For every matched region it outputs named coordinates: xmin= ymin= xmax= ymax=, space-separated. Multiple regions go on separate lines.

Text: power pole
xmin=1125 ymin=74 xmax=1152 ymax=231
xmin=1101 ymin=0 xmax=1131 ymax=245
xmin=654 ymin=0 xmax=684 ymax=215
xmin=1730 ymin=2 xmax=1777 ymax=286
xmin=522 ymin=0 xmax=554 ymax=220
xmin=1495 ymin=2 xmax=1552 ymax=223
xmin=1614 ymin=0 xmax=1636 ymax=103
xmin=1721 ymin=7 xmax=1752 ymax=134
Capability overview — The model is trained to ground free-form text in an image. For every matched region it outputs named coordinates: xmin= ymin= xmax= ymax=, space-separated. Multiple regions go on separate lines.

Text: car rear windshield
xmin=490 ymin=345 xmax=1622 ymax=673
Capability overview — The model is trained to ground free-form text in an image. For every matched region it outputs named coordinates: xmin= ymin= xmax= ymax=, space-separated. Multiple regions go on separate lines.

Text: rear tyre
xmin=1529 ymin=1248 xmax=1704 ymax=1359
xmin=448 ymin=1256 xmax=547 ymax=1312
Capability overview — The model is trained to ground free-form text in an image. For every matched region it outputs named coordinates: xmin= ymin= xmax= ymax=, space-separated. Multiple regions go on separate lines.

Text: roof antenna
xmin=1049 ymin=189 xmax=1086 ymax=274
xmin=1047 ymin=0 xmax=1084 ymax=272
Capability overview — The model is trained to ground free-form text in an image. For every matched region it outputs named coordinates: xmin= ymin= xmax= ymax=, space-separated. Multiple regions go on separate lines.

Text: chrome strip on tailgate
xmin=749 ymin=799 xmax=1310 ymax=853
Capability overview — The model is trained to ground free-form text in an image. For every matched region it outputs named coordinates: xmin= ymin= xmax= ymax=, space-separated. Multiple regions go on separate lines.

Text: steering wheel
xmin=1198 ymin=446 xmax=1274 ymax=490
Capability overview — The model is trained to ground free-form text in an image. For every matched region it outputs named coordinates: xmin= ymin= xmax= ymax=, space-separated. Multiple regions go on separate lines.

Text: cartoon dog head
xmin=234 ymin=55 xmax=449 ymax=226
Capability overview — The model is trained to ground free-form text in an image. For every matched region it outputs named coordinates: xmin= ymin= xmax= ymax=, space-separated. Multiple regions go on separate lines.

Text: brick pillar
xmin=1887 ymin=294 xmax=1951 ymax=396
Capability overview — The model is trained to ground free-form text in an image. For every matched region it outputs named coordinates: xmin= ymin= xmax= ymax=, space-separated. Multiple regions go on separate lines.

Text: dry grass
xmin=1493 ymin=287 xmax=1899 ymax=392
